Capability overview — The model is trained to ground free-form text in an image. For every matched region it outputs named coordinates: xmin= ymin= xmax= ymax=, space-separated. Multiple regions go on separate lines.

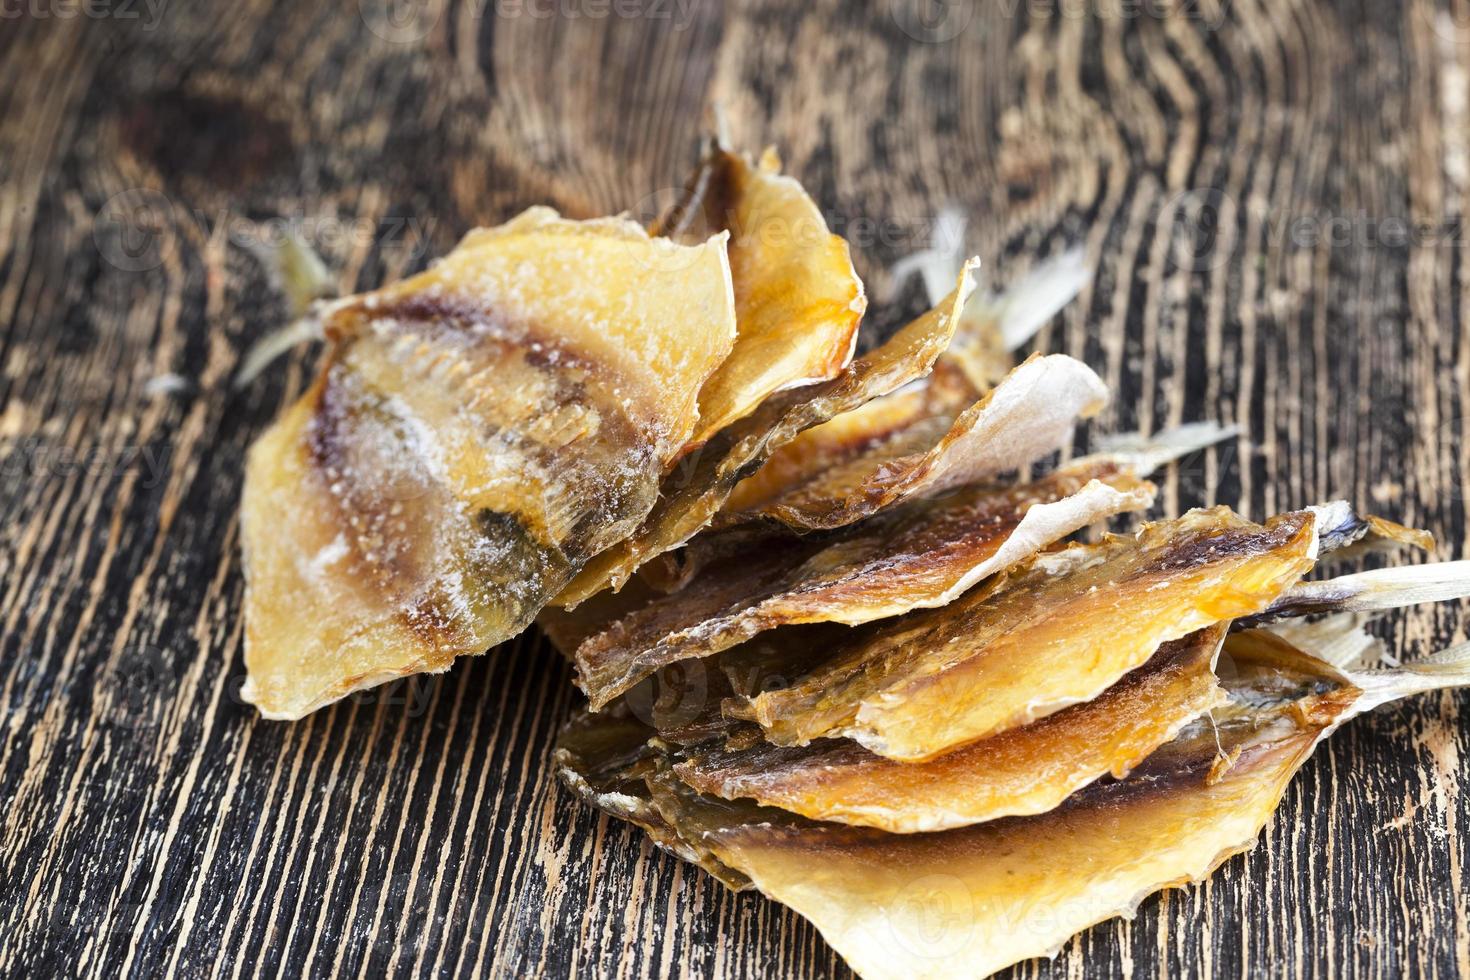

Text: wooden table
xmin=3 ymin=0 xmax=1469 ymax=976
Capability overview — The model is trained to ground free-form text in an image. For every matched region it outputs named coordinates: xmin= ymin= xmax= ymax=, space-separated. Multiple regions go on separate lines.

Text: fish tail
xmin=1352 ymin=640 xmax=1470 ymax=710
xmin=1090 ymin=421 xmax=1242 ymax=476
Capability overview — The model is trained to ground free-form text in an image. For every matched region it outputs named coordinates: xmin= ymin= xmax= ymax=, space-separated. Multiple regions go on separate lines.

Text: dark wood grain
xmin=2 ymin=0 xmax=1469 ymax=976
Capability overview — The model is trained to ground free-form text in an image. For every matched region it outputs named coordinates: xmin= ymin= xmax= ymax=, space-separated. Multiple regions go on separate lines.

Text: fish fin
xmin=1351 ymin=640 xmax=1470 ymax=711
xmin=1090 ymin=421 xmax=1241 ymax=476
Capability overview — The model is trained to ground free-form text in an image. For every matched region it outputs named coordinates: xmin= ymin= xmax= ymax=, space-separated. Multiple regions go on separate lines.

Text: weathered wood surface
xmin=2 ymin=0 xmax=1469 ymax=976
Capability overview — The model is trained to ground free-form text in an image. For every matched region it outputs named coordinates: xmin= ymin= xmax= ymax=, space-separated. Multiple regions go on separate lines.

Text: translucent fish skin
xmin=646 ymin=723 xmax=1319 ymax=980
xmin=742 ymin=352 xmax=1111 ymax=532
xmin=672 ymin=625 xmax=1227 ymax=832
xmin=558 ymin=625 xmax=1470 ymax=980
xmin=241 ymin=209 xmax=737 ymax=719
xmin=729 ymin=506 xmax=1320 ymax=760
xmin=657 ymin=144 xmax=867 ymax=449
xmin=571 ymin=462 xmax=1156 ymax=709
xmin=552 ymin=267 xmax=977 ymax=609
xmin=553 ymin=705 xmax=750 ymax=891
xmin=719 ymin=386 xmax=941 ymax=518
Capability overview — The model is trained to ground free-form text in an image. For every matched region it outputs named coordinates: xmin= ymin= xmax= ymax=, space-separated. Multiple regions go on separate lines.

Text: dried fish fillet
xmin=553 ymin=705 xmax=749 ymax=890
xmin=729 ymin=505 xmax=1322 ymax=760
xmin=718 ymin=386 xmax=941 ymax=518
xmin=571 ymin=423 xmax=1251 ymax=708
xmin=672 ymin=624 xmax=1228 ymax=832
xmin=656 ymin=143 xmax=866 ymax=448
xmin=552 ymin=266 xmax=977 ymax=609
xmin=632 ymin=631 xmax=1470 ymax=980
xmin=657 ymin=419 xmax=1236 ymax=595
xmin=572 ymin=464 xmax=1153 ymax=708
xmin=940 ymin=245 xmax=1092 ymax=396
xmin=736 ymin=352 xmax=1110 ymax=532
xmin=884 ymin=207 xmax=1090 ymax=393
xmin=241 ymin=209 xmax=738 ymax=719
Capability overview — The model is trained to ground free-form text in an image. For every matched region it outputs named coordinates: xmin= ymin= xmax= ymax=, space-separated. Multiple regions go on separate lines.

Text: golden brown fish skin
xmin=566 ymin=623 xmax=1470 ymax=980
xmin=672 ymin=624 xmax=1228 ymax=833
xmin=741 ymin=351 xmax=1109 ymax=533
xmin=728 ymin=507 xmax=1319 ymax=760
xmin=718 ymin=387 xmax=939 ymax=518
xmin=655 ymin=143 xmax=866 ymax=449
xmin=553 ymin=706 xmax=751 ymax=891
xmin=551 ymin=266 xmax=977 ymax=609
xmin=242 ymin=210 xmax=738 ymax=719
xmin=640 ymin=719 xmax=1318 ymax=980
xmin=638 ymin=634 xmax=1364 ymax=980
xmin=570 ymin=461 xmax=1155 ymax=710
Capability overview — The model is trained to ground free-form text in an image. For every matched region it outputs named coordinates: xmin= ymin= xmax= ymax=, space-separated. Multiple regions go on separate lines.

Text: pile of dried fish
xmin=240 ymin=139 xmax=1470 ymax=979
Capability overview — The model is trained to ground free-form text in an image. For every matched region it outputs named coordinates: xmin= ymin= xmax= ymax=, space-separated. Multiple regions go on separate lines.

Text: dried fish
xmin=733 ymin=352 xmax=1110 ymax=532
xmin=655 ymin=142 xmax=866 ymax=448
xmin=571 ymin=463 xmax=1152 ymax=709
xmin=884 ymin=204 xmax=1090 ymax=392
xmin=624 ymin=631 xmax=1470 ymax=980
xmin=551 ymin=266 xmax=977 ymax=609
xmin=569 ymin=422 xmax=1238 ymax=713
xmin=716 ymin=385 xmax=947 ymax=520
xmin=671 ymin=624 xmax=1228 ymax=832
xmin=728 ymin=505 xmax=1323 ymax=760
xmin=553 ymin=704 xmax=750 ymax=890
xmin=241 ymin=208 xmax=738 ymax=719
xmin=1247 ymin=559 xmax=1470 ymax=625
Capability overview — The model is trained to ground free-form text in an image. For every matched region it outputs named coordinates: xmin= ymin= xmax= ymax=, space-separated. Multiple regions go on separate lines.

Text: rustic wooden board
xmin=3 ymin=0 xmax=1469 ymax=976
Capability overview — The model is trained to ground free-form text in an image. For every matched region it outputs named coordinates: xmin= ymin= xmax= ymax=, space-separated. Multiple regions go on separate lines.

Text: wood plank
xmin=1 ymin=0 xmax=1467 ymax=976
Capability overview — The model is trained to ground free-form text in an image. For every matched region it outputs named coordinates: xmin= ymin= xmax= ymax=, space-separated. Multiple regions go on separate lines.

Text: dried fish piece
xmin=671 ymin=624 xmax=1228 ymax=832
xmin=569 ymin=421 xmax=1236 ymax=712
xmin=553 ymin=705 xmax=749 ymax=890
xmin=938 ymin=245 xmax=1092 ymax=397
xmin=1247 ymin=560 xmax=1470 ymax=625
xmin=571 ymin=462 xmax=1154 ymax=709
xmin=884 ymin=206 xmax=1091 ymax=393
xmin=241 ymin=209 xmax=738 ymax=719
xmin=634 ymin=631 xmax=1470 ymax=980
xmin=656 ymin=142 xmax=866 ymax=448
xmin=735 ymin=352 xmax=1110 ymax=532
xmin=552 ymin=266 xmax=977 ymax=609
xmin=717 ymin=385 xmax=944 ymax=519
xmin=729 ymin=505 xmax=1322 ymax=760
